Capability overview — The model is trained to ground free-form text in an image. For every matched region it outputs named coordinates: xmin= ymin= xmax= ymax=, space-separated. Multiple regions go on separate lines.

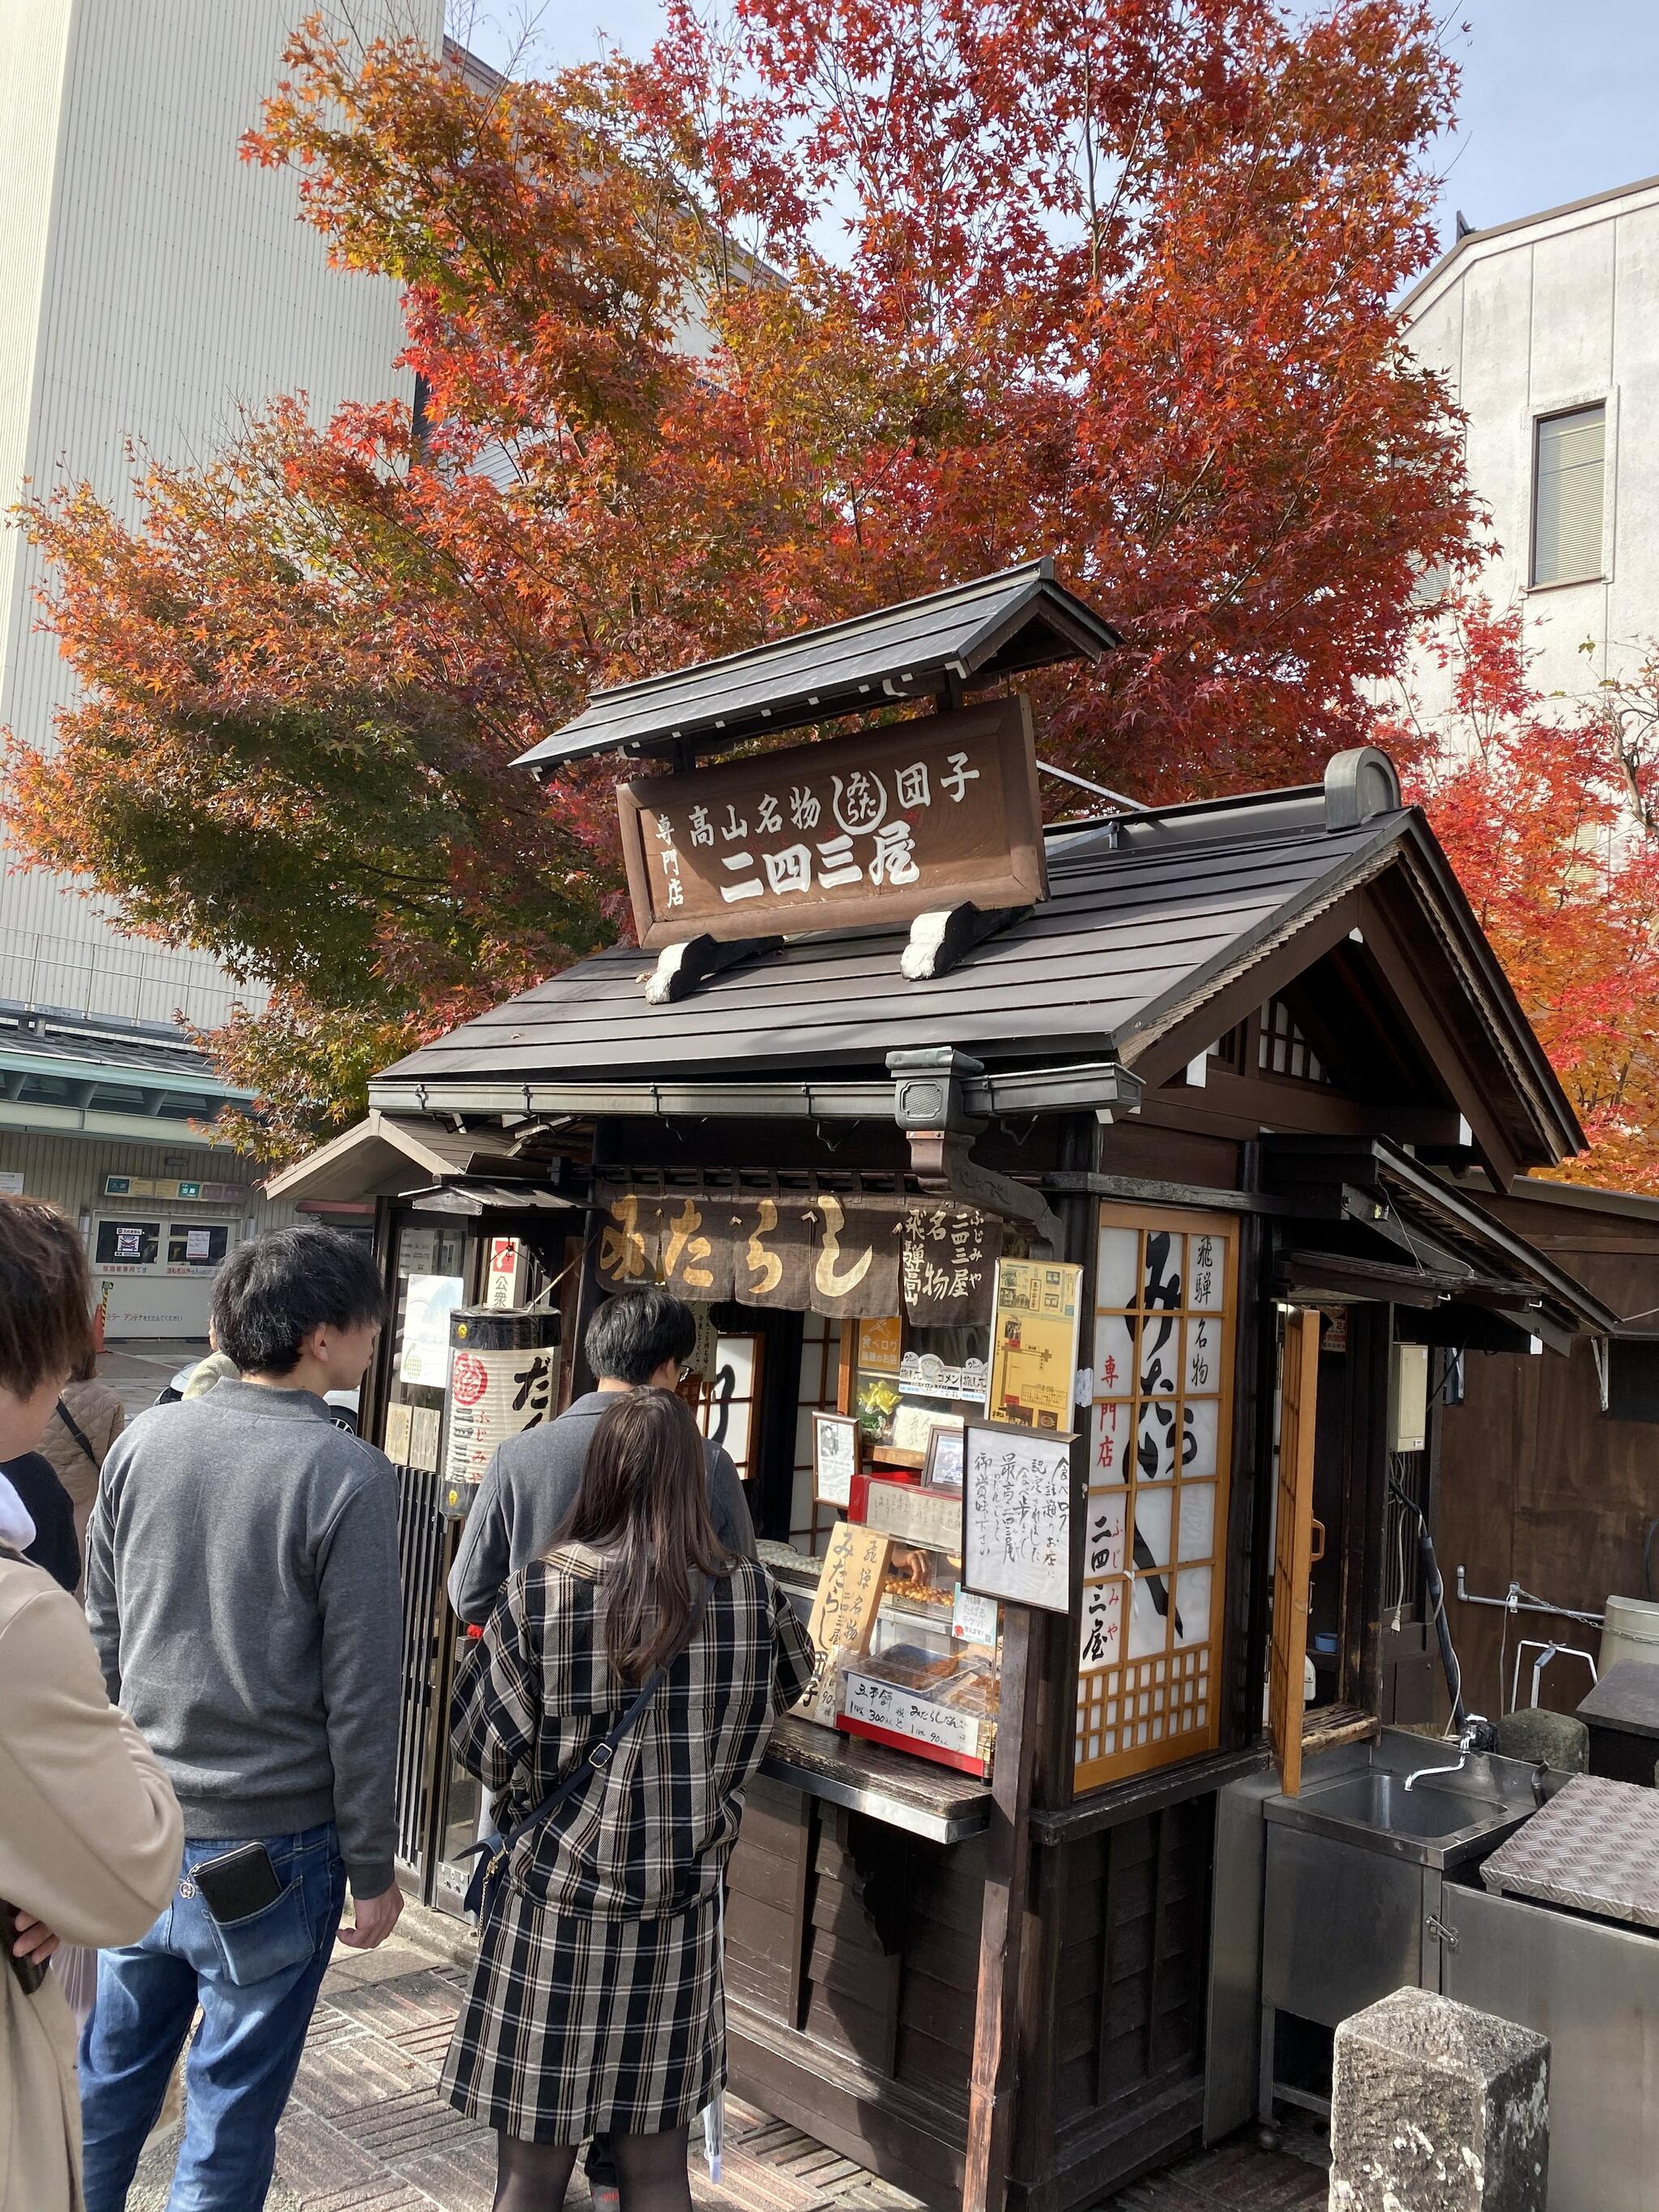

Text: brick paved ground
xmin=129 ymin=1910 xmax=1327 ymax=2211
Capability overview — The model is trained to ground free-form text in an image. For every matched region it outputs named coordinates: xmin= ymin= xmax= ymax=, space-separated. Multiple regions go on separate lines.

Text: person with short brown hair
xmin=0 ymin=1195 xmax=96 ymax=1458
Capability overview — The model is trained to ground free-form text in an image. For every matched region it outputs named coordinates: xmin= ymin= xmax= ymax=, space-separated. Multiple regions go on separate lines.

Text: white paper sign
xmin=842 ymin=1669 xmax=983 ymax=1758
xmin=185 ymin=1229 xmax=211 ymax=1260
xmin=864 ymin=1478 xmax=964 ymax=1553
xmin=962 ymin=1423 xmax=1073 ymax=1613
xmin=0 ymin=1170 xmax=23 ymax=1196
xmin=812 ymin=1412 xmax=858 ymax=1507
xmin=951 ymin=1584 xmax=1000 ymax=1646
xmin=400 ymin=1274 xmax=464 ymax=1385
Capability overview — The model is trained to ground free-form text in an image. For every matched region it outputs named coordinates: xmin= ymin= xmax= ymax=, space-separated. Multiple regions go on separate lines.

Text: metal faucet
xmin=1402 ymin=1715 xmax=1493 ymax=1791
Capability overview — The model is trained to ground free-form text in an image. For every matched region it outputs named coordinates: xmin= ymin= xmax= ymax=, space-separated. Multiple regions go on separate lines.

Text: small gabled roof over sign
xmin=512 ymin=558 xmax=1122 ymax=774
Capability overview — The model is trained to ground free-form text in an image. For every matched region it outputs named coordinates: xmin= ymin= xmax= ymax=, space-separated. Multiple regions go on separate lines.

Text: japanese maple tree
xmin=1390 ymin=599 xmax=1659 ymax=1193
xmin=3 ymin=1 xmax=1477 ymax=1153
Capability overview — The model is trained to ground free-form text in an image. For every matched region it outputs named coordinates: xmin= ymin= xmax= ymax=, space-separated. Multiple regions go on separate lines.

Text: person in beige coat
xmin=0 ymin=1194 xmax=183 ymax=2212
xmin=38 ymin=1349 xmax=126 ymax=1583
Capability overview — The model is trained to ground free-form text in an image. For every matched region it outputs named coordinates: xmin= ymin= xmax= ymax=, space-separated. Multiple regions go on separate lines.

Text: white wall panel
xmin=0 ymin=0 xmax=441 ymax=1029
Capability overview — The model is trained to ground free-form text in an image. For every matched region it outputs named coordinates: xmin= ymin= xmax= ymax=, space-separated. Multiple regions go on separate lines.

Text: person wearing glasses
xmin=448 ymin=1290 xmax=757 ymax=1630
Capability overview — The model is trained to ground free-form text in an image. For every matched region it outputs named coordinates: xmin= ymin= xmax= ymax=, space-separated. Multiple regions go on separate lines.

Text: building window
xmin=1259 ymin=998 xmax=1329 ymax=1084
xmin=1077 ymin=1203 xmax=1239 ymax=1792
xmin=1532 ymin=403 xmax=1605 ymax=586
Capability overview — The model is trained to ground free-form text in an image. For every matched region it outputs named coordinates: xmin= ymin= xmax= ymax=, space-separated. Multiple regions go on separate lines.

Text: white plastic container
xmin=1599 ymin=1594 xmax=1659 ymax=1673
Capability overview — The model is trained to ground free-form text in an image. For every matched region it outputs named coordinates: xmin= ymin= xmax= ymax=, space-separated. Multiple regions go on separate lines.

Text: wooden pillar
xmin=962 ymin=1600 xmax=1041 ymax=2212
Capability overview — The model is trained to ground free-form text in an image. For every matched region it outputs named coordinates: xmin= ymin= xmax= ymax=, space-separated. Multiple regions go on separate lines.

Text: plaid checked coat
xmin=441 ymin=1544 xmax=816 ymax=2141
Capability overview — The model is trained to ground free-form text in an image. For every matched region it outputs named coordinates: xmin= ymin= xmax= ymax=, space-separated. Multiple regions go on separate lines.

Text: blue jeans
xmin=79 ymin=1823 xmax=346 ymax=2212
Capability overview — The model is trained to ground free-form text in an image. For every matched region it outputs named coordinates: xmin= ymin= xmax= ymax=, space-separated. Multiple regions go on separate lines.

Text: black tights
xmin=494 ymin=2125 xmax=693 ymax=2212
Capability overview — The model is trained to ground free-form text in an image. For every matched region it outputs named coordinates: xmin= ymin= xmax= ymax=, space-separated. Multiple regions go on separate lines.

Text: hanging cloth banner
xmin=595 ymin=1182 xmax=990 ymax=1323
xmin=595 ymin=1188 xmax=664 ymax=1291
xmin=658 ymin=1191 xmax=736 ymax=1302
xmin=901 ymin=1204 xmax=996 ymax=1325
xmin=731 ymin=1196 xmax=812 ymax=1309
xmin=807 ymin=1194 xmax=903 ymax=1319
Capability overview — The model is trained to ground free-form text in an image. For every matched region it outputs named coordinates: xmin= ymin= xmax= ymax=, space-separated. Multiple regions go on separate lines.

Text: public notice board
xmin=616 ymin=696 xmax=1047 ymax=947
xmin=962 ymin=1421 xmax=1073 ymax=1614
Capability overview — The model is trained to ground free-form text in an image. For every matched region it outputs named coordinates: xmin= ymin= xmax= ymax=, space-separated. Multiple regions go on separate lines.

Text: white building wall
xmin=1399 ymin=175 xmax=1659 ymax=723
xmin=0 ymin=0 xmax=442 ymax=1026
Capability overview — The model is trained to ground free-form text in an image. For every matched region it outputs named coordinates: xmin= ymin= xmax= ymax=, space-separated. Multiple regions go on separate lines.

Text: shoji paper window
xmin=1075 ymin=1203 xmax=1239 ymax=1792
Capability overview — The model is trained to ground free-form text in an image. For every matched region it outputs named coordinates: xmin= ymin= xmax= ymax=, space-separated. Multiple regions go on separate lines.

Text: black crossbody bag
xmin=458 ymin=1574 xmax=711 ymax=1924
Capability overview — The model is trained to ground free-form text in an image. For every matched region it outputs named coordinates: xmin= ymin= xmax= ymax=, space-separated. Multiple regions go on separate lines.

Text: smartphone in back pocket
xmin=192 ymin=1842 xmax=284 ymax=1924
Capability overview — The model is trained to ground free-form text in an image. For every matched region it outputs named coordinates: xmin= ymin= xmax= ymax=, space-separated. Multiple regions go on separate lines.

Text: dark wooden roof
xmin=382 ymin=808 xmax=1380 ymax=1078
xmin=373 ymin=777 xmax=1585 ymax=1178
xmin=512 ymin=559 xmax=1121 ymax=773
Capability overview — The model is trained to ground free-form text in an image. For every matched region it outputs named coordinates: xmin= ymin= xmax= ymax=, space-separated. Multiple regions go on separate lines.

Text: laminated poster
xmin=986 ymin=1259 xmax=1084 ymax=1430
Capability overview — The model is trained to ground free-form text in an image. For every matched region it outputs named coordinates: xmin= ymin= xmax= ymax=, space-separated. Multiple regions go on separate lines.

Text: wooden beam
xmin=962 ymin=1602 xmax=1040 ymax=2212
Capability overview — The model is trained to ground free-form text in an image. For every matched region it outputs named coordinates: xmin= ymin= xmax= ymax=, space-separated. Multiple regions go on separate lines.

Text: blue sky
xmin=451 ymin=0 xmax=1659 ymax=261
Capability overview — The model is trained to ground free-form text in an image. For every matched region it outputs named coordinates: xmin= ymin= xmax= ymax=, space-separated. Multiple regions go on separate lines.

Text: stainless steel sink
xmin=1302 ymin=1772 xmax=1508 ymax=1843
xmin=1259 ymin=1731 xmax=1554 ymax=2050
xmin=1264 ymin=1733 xmax=1540 ymax=1870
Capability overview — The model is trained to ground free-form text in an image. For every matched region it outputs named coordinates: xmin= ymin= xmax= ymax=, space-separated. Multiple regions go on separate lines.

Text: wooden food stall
xmin=270 ymin=562 xmax=1614 ymax=2212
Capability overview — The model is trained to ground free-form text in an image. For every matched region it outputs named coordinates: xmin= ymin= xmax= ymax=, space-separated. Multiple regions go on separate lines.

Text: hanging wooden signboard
xmin=616 ymin=695 xmax=1047 ymax=948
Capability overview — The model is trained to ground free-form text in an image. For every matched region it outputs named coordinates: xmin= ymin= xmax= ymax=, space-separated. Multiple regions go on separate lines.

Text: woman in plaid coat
xmin=441 ymin=1387 xmax=816 ymax=2212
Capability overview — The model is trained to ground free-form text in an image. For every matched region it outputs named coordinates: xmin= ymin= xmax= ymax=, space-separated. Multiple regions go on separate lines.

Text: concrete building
xmin=1400 ymin=173 xmax=1659 ymax=718
xmin=0 ymin=0 xmax=442 ymax=1330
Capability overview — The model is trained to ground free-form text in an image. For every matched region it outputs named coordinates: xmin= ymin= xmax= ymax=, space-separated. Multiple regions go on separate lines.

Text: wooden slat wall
xmin=727 ymin=1778 xmax=1218 ymax=2212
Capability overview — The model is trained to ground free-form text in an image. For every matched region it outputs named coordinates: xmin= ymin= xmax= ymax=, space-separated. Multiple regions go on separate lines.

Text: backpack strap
xmin=53 ymin=1397 xmax=100 ymax=1468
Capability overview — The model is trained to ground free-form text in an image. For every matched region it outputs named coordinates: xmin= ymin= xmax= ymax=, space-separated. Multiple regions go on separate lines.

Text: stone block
xmin=1329 ymin=1988 xmax=1548 ymax=2212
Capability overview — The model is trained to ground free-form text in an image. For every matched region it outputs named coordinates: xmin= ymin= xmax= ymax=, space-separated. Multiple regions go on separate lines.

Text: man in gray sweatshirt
xmin=447 ymin=1285 xmax=756 ymax=1625
xmin=79 ymin=1225 xmax=401 ymax=2212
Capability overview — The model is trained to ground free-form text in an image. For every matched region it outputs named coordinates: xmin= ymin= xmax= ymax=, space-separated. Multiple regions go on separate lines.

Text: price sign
xmin=962 ymin=1420 xmax=1074 ymax=1614
xmin=841 ymin=1669 xmax=984 ymax=1759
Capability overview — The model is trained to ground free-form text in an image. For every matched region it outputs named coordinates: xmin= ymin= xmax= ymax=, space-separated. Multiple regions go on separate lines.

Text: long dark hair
xmin=551 ymin=1388 xmax=733 ymax=1681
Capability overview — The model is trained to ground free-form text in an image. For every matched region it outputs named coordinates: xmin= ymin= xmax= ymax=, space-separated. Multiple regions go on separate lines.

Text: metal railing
xmin=0 ymin=926 xmax=264 ymax=1034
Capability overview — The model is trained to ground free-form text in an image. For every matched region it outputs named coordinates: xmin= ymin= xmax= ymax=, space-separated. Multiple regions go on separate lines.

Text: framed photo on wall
xmin=812 ymin=1410 xmax=859 ymax=1507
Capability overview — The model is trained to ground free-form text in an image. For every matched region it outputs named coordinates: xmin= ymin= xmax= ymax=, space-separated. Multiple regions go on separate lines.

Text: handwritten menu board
xmin=962 ymin=1421 xmax=1073 ymax=1613
xmin=986 ymin=1259 xmax=1084 ymax=1430
xmin=841 ymin=1668 xmax=986 ymax=1761
xmin=812 ymin=1411 xmax=858 ymax=1507
xmin=864 ymin=1478 xmax=965 ymax=1553
xmin=800 ymin=1522 xmax=893 ymax=1726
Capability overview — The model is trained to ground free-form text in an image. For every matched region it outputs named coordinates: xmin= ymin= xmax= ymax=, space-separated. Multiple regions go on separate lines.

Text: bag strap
xmin=494 ymin=1569 xmax=715 ymax=1864
xmin=53 ymin=1397 xmax=100 ymax=1468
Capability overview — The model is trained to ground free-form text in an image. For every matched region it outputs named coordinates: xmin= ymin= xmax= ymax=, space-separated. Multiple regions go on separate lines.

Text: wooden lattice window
xmin=1258 ymin=998 xmax=1330 ymax=1084
xmin=1076 ymin=1202 xmax=1239 ymax=1792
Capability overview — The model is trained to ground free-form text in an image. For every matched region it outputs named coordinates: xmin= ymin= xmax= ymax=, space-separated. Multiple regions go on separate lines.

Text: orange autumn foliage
xmin=4 ymin=3 xmax=1478 ymax=1152
xmin=1392 ymin=599 xmax=1659 ymax=1193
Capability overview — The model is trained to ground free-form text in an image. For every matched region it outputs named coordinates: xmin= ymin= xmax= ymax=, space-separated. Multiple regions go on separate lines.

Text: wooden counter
xmin=761 ymin=1715 xmax=993 ymax=1843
